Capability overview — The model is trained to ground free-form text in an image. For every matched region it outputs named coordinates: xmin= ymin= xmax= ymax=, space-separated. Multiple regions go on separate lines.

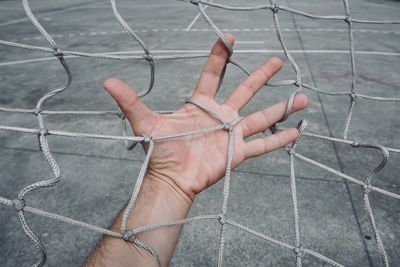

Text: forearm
xmin=83 ymin=173 xmax=193 ymax=267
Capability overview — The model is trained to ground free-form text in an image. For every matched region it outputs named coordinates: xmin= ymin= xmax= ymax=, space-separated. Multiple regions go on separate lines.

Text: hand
xmin=103 ymin=33 xmax=308 ymax=202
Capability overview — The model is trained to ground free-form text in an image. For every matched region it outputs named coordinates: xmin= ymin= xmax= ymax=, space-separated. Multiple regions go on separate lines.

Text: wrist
xmin=118 ymin=171 xmax=193 ymax=266
xmin=119 ymin=171 xmax=193 ymax=232
xmin=145 ymin=169 xmax=195 ymax=204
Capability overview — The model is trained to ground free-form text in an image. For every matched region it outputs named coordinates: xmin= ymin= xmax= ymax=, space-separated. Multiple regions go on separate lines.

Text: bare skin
xmin=83 ymin=33 xmax=308 ymax=267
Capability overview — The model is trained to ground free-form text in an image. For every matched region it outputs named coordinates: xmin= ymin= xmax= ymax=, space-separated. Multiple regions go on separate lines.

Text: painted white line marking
xmin=185 ymin=0 xmax=213 ymax=31
xmin=8 ymin=27 xmax=400 ymax=43
xmin=236 ymin=41 xmax=265 ymax=44
xmin=0 ymin=18 xmax=33 ymax=27
xmin=0 ymin=2 xmax=98 ymax=27
xmin=94 ymin=3 xmax=184 ymax=8
xmin=1 ymin=49 xmax=399 ymax=67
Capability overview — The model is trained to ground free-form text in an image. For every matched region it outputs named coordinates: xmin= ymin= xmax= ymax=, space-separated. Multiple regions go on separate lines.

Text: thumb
xmin=104 ymin=78 xmax=153 ymax=127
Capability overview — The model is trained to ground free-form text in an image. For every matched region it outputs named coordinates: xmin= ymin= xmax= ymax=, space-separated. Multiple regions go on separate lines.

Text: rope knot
xmin=362 ymin=183 xmax=372 ymax=193
xmin=38 ymin=128 xmax=49 ymax=136
xmin=190 ymin=0 xmax=200 ymax=5
xmin=287 ymin=147 xmax=295 ymax=155
xmin=53 ymin=48 xmax=64 ymax=58
xmin=351 ymin=141 xmax=360 ymax=147
xmin=272 ymin=4 xmax=279 ymax=13
xmin=12 ymin=198 xmax=26 ymax=212
xmin=118 ymin=112 xmax=126 ymax=120
xmin=33 ymin=108 xmax=41 ymax=116
xmin=222 ymin=122 xmax=233 ymax=131
xmin=144 ymin=53 xmax=154 ymax=62
xmin=293 ymin=246 xmax=305 ymax=258
xmin=141 ymin=135 xmax=152 ymax=143
xmin=218 ymin=214 xmax=227 ymax=225
xmin=350 ymin=93 xmax=358 ymax=101
xmin=294 ymin=81 xmax=302 ymax=87
xmin=121 ymin=231 xmax=136 ymax=242
xmin=269 ymin=124 xmax=278 ymax=134
xmin=344 ymin=15 xmax=352 ymax=24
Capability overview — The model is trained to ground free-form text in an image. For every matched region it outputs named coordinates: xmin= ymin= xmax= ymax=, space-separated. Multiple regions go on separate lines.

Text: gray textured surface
xmin=1 ymin=0 xmax=400 ymax=266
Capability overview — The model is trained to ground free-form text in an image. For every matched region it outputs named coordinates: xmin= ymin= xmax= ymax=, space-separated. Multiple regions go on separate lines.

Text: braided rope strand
xmin=0 ymin=0 xmax=399 ymax=266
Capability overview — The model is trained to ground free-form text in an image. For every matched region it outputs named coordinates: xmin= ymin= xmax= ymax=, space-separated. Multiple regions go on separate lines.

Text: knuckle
xmin=204 ymin=68 xmax=220 ymax=78
xmin=209 ymin=52 xmax=227 ymax=63
xmin=277 ymin=138 xmax=285 ymax=149
xmin=263 ymin=139 xmax=270 ymax=153
xmin=124 ymin=96 xmax=139 ymax=112
xmin=257 ymin=66 xmax=272 ymax=82
xmin=241 ymin=119 xmax=252 ymax=136
xmin=241 ymin=80 xmax=258 ymax=95
xmin=261 ymin=110 xmax=272 ymax=127
xmin=225 ymin=98 xmax=239 ymax=111
xmin=276 ymin=133 xmax=286 ymax=148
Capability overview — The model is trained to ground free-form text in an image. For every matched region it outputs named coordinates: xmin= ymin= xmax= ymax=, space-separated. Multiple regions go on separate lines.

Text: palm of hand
xmin=104 ymin=34 xmax=308 ymax=200
xmin=140 ymin=97 xmax=246 ymax=197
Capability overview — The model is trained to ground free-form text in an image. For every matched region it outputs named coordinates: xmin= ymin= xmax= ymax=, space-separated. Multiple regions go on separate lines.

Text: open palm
xmin=104 ymin=34 xmax=308 ymax=200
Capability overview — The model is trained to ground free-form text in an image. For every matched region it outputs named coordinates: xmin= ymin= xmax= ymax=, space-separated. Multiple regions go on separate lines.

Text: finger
xmin=104 ymin=78 xmax=153 ymax=125
xmin=241 ymin=93 xmax=308 ymax=138
xmin=224 ymin=57 xmax=283 ymax=111
xmin=192 ymin=33 xmax=235 ymax=98
xmin=245 ymin=128 xmax=299 ymax=159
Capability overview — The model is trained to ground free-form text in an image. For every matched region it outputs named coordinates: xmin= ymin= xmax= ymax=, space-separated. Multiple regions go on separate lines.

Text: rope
xmin=0 ymin=0 xmax=399 ymax=266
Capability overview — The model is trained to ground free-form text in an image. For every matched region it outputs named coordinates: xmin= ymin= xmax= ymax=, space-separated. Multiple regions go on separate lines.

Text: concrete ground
xmin=0 ymin=0 xmax=399 ymax=266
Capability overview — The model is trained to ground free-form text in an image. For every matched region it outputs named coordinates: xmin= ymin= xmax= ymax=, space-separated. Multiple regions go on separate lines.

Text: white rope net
xmin=0 ymin=0 xmax=399 ymax=266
